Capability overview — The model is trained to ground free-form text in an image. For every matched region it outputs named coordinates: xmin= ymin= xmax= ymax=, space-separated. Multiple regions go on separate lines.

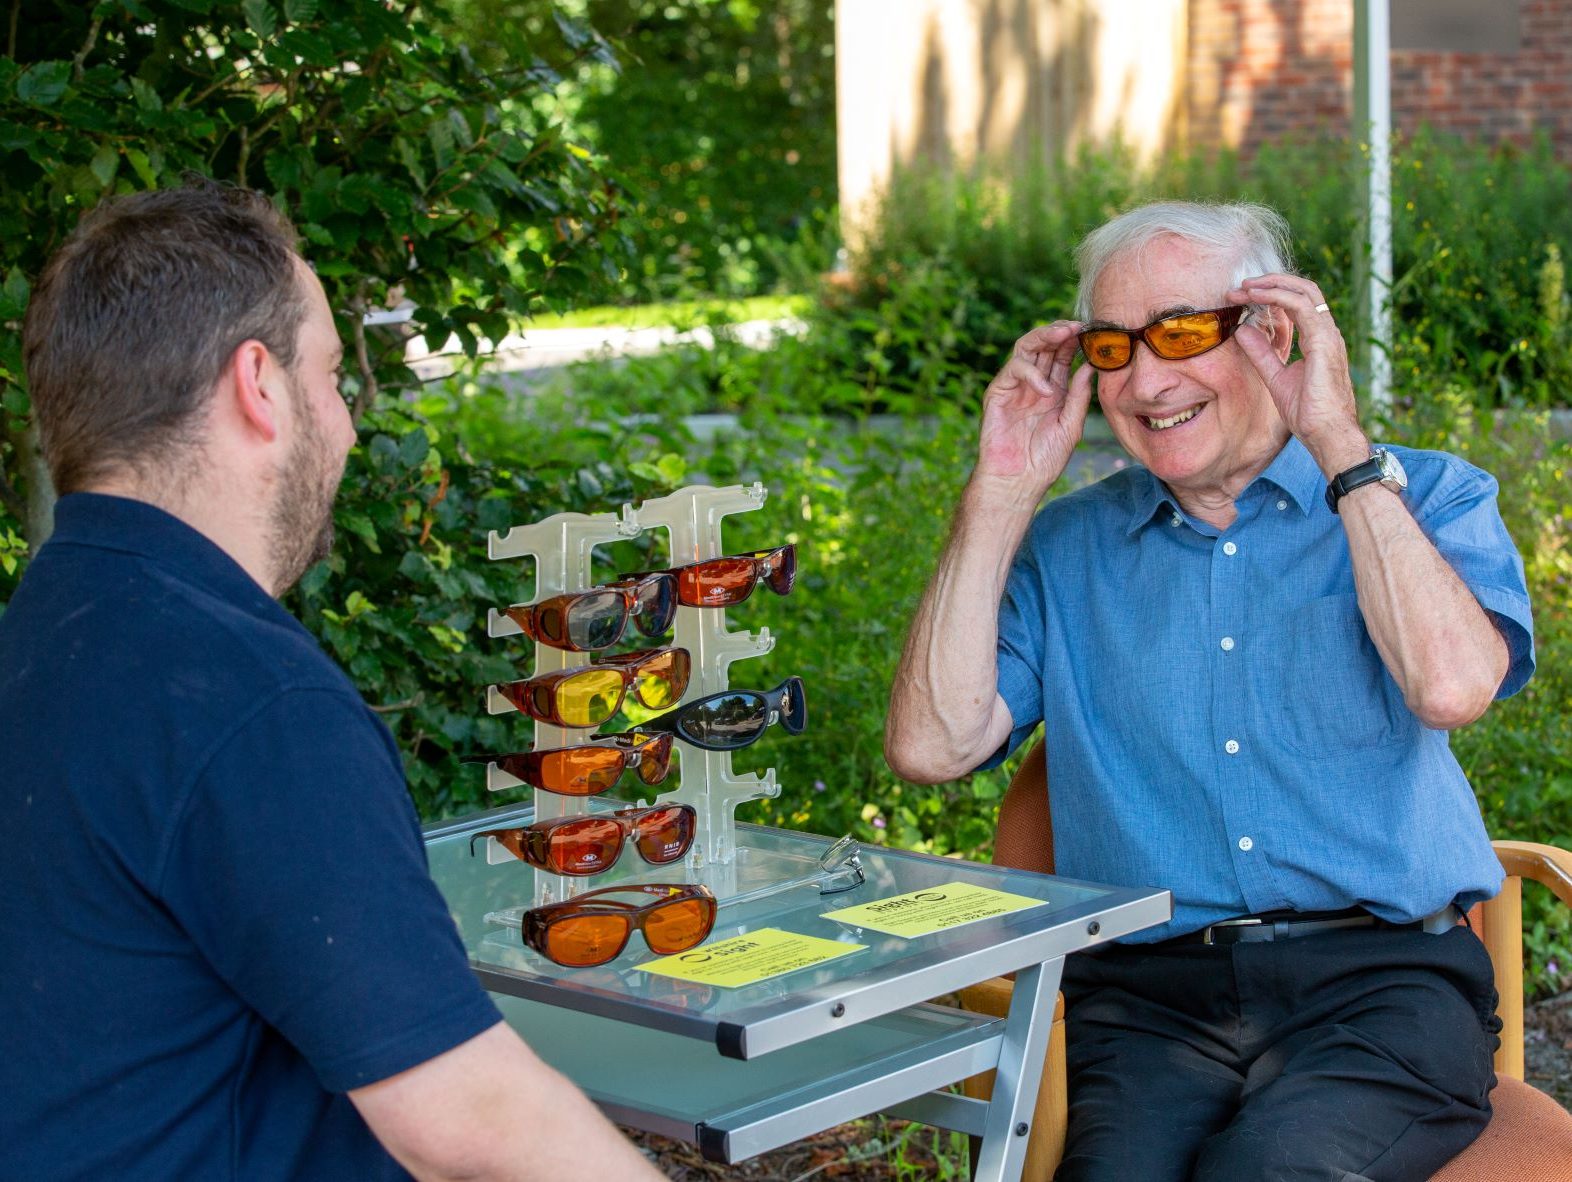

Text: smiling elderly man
xmin=885 ymin=201 xmax=1534 ymax=1182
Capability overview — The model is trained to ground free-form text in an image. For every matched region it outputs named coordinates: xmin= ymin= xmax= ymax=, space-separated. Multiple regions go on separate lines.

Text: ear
xmin=229 ymin=340 xmax=285 ymax=443
xmin=1262 ymin=307 xmax=1294 ymax=364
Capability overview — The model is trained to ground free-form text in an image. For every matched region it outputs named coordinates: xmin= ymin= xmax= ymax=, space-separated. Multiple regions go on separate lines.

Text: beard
xmin=268 ymin=377 xmax=343 ymax=596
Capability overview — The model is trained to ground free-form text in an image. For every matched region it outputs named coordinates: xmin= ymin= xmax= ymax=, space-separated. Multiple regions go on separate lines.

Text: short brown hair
xmin=22 ymin=178 xmax=307 ymax=494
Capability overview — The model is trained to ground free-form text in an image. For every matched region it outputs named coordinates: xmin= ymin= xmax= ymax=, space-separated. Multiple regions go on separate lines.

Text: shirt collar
xmin=1123 ymin=436 xmax=1324 ymax=535
xmin=46 ymin=492 xmax=278 ymax=611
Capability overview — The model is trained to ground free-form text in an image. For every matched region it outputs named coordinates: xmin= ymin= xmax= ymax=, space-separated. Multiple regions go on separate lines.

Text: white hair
xmin=1073 ymin=201 xmax=1295 ymax=320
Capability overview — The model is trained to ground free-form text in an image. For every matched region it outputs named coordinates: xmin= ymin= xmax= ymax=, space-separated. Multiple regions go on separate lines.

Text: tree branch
xmin=7 ymin=0 xmax=19 ymax=59
xmin=71 ymin=10 xmax=104 ymax=81
xmin=347 ymin=290 xmax=381 ymax=425
xmin=370 ymin=696 xmax=422 ymax=714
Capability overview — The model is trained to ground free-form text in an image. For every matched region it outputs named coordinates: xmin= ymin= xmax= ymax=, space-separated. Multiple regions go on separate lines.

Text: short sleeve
xmin=977 ymin=521 xmax=1050 ymax=772
xmin=1408 ymin=453 xmax=1535 ymax=699
xmin=158 ymin=689 xmax=501 ymax=1093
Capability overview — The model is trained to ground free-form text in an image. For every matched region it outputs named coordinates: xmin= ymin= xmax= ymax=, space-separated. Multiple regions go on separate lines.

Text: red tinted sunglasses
xmin=470 ymin=802 xmax=697 ymax=877
xmin=623 ymin=544 xmax=796 ymax=609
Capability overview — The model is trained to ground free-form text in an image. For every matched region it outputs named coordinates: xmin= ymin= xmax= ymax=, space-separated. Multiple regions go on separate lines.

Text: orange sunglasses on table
xmin=463 ymin=731 xmax=675 ymax=796
xmin=494 ymin=647 xmax=690 ymax=729
xmin=470 ymin=802 xmax=697 ymax=877
xmin=521 ymin=882 xmax=718 ymax=967
xmin=622 ymin=544 xmax=796 ymax=609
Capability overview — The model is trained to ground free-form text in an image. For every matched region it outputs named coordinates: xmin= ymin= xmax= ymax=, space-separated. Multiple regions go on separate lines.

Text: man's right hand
xmin=974 ymin=321 xmax=1094 ymax=506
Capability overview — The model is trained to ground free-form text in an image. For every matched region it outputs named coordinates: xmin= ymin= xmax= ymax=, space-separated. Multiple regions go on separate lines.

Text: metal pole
xmin=1352 ymin=0 xmax=1392 ymax=412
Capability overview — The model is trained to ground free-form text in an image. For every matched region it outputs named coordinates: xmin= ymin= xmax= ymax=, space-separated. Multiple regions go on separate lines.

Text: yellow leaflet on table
xmin=820 ymin=881 xmax=1049 ymax=939
xmin=635 ymin=928 xmax=866 ymax=988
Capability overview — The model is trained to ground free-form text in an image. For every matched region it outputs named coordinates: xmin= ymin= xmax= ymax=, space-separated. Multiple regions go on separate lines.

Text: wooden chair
xmin=959 ymin=740 xmax=1572 ymax=1180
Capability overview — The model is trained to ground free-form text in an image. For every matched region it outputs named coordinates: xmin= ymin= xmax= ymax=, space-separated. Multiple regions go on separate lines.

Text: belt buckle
xmin=1201 ymin=916 xmax=1262 ymax=946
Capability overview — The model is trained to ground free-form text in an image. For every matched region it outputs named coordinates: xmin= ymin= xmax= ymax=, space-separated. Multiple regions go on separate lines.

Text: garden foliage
xmin=443 ymin=0 xmax=840 ymax=300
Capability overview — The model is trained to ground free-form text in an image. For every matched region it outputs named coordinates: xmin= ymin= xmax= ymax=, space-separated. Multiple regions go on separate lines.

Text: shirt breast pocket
xmin=1274 ymin=593 xmax=1413 ymax=757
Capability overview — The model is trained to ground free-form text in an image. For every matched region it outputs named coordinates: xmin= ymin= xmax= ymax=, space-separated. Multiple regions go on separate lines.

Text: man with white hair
xmin=886 ymin=200 xmax=1533 ymax=1180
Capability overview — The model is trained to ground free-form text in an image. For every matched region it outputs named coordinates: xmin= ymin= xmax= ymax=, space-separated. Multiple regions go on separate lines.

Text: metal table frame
xmin=425 ymin=807 xmax=1169 ymax=1180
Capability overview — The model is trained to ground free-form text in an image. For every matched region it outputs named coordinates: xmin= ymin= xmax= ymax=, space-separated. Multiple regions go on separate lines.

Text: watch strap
xmin=1324 ymin=456 xmax=1386 ymax=514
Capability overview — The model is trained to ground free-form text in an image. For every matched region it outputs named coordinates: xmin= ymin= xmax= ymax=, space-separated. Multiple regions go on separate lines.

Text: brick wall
xmin=1186 ymin=0 xmax=1572 ymax=159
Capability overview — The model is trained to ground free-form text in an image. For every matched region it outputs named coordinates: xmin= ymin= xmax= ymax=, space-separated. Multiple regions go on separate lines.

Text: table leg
xmin=970 ymin=956 xmax=1063 ymax=1182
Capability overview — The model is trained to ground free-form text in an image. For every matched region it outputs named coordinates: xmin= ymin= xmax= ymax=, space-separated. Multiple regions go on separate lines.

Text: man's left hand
xmin=1228 ymin=274 xmax=1371 ymax=475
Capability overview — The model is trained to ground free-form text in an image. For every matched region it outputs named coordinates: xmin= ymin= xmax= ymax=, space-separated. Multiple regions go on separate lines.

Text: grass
xmin=523 ymin=293 xmax=811 ymax=331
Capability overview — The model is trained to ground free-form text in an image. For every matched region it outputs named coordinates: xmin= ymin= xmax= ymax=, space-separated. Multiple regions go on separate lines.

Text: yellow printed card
xmin=635 ymin=928 xmax=866 ymax=988
xmin=820 ymin=881 xmax=1049 ymax=939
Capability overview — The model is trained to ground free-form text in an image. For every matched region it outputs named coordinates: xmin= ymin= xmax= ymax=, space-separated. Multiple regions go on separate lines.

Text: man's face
xmin=269 ymin=261 xmax=355 ymax=595
xmin=1089 ymin=234 xmax=1288 ymax=504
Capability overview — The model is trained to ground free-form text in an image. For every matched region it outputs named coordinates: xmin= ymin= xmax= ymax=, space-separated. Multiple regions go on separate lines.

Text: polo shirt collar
xmin=1123 ymin=436 xmax=1324 ymax=535
xmin=47 ymin=492 xmax=279 ymax=611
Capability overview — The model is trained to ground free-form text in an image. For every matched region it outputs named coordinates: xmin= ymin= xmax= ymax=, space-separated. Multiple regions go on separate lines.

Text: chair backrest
xmin=995 ymin=739 xmax=1054 ymax=874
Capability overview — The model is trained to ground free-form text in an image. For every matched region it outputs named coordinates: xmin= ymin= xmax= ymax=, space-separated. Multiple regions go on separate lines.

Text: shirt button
xmin=1222 ymin=541 xmax=1238 ymax=556
xmin=1224 ymin=739 xmax=1240 ymax=754
xmin=1170 ymin=513 xmax=1182 ymax=527
xmin=1220 ymin=636 xmax=1235 ymax=651
xmin=1238 ymin=836 xmax=1254 ymax=851
xmin=1277 ymin=499 xmax=1288 ymax=511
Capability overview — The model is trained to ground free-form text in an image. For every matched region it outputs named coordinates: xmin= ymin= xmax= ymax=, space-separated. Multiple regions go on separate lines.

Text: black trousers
xmin=1054 ymin=926 xmax=1500 ymax=1182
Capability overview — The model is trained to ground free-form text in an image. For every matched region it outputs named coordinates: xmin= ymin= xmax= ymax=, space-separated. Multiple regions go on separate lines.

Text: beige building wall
xmin=835 ymin=0 xmax=1189 ymax=245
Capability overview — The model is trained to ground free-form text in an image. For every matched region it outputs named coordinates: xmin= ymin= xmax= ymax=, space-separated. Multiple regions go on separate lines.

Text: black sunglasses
xmin=638 ymin=677 xmax=807 ymax=751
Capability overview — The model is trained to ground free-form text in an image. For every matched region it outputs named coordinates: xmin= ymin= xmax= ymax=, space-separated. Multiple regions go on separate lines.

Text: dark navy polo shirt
xmin=0 ymin=494 xmax=501 ymax=1180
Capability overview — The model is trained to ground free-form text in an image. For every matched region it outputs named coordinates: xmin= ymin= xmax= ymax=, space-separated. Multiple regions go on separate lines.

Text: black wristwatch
xmin=1325 ymin=447 xmax=1408 ymax=514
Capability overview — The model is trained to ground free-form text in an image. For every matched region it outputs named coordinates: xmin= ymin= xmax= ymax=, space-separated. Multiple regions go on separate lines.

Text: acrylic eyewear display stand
xmin=475 ymin=482 xmax=829 ymax=909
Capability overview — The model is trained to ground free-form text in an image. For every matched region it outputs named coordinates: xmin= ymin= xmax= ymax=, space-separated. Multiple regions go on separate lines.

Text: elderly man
xmin=886 ymin=201 xmax=1533 ymax=1181
xmin=0 ymin=182 xmax=666 ymax=1181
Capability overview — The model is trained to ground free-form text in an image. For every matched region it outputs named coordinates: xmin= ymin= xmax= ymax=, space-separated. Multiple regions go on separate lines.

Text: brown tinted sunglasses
xmin=522 ymin=882 xmax=718 ymax=967
xmin=501 ymin=574 xmax=677 ymax=653
xmin=622 ymin=544 xmax=796 ymax=609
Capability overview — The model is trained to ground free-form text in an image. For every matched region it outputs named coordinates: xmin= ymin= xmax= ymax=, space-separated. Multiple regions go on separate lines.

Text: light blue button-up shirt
xmin=990 ymin=437 xmax=1534 ymax=941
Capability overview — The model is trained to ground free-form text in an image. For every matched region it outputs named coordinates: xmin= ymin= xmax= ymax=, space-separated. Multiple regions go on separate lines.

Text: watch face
xmin=1375 ymin=448 xmax=1408 ymax=492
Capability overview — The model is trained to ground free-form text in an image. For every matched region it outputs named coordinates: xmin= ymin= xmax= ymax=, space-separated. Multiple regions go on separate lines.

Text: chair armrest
xmin=1494 ymin=841 xmax=1572 ymax=909
xmin=957 ymin=976 xmax=1065 ymax=1021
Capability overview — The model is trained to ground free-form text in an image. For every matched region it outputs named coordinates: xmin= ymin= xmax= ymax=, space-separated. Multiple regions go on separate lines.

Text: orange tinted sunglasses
xmin=521 ymin=882 xmax=718 ymax=967
xmin=463 ymin=732 xmax=674 ymax=796
xmin=495 ymin=647 xmax=691 ymax=729
xmin=622 ymin=544 xmax=796 ymax=609
xmin=1077 ymin=306 xmax=1248 ymax=372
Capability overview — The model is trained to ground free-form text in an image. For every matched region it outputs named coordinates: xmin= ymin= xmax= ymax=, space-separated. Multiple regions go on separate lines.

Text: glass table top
xmin=425 ymin=803 xmax=1170 ymax=1057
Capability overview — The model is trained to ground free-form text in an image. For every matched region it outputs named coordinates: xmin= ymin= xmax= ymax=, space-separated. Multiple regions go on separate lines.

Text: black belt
xmin=1171 ymin=905 xmax=1460 ymax=947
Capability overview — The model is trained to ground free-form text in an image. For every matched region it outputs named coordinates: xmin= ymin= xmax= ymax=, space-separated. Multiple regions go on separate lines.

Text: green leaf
xmin=0 ymin=268 xmax=29 ymax=320
xmin=129 ymin=76 xmax=162 ymax=112
xmin=336 ymin=511 xmax=381 ymax=553
xmin=284 ymin=0 xmax=319 ymax=22
xmin=16 ymin=61 xmax=71 ymax=107
xmin=298 ymin=561 xmax=331 ymax=597
xmin=124 ymin=146 xmax=157 ymax=187
xmin=243 ymin=0 xmax=278 ymax=40
xmin=398 ymin=429 xmax=430 ymax=468
xmin=89 ymin=143 xmax=119 ymax=188
xmin=279 ymin=28 xmax=336 ymax=67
